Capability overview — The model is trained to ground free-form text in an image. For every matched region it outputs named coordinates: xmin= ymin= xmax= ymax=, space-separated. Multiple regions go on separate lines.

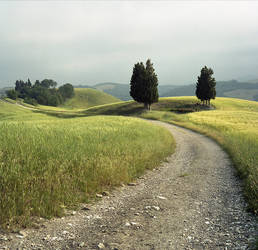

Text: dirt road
xmin=0 ymin=121 xmax=257 ymax=249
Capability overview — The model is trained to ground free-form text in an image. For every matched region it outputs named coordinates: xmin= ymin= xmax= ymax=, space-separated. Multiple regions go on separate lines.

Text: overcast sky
xmin=0 ymin=1 xmax=258 ymax=87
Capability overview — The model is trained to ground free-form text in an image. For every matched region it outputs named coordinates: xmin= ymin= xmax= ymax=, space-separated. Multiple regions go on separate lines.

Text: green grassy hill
xmin=60 ymin=88 xmax=120 ymax=109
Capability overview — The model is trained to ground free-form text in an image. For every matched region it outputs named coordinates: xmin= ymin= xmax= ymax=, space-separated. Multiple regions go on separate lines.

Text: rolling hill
xmin=60 ymin=88 xmax=120 ymax=109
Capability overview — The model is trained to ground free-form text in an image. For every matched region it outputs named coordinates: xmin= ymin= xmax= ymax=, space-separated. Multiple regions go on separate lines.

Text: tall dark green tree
xmin=196 ymin=66 xmax=216 ymax=105
xmin=130 ymin=59 xmax=159 ymax=110
xmin=130 ymin=62 xmax=146 ymax=103
xmin=15 ymin=79 xmax=32 ymax=98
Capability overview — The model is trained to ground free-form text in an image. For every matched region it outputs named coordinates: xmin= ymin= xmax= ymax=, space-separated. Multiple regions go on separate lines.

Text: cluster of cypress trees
xmin=130 ymin=59 xmax=159 ymax=110
xmin=130 ymin=60 xmax=216 ymax=109
xmin=195 ymin=66 xmax=216 ymax=105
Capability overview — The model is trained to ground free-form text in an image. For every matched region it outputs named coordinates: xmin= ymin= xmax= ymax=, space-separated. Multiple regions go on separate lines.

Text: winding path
xmin=0 ymin=98 xmax=36 ymax=110
xmin=0 ymin=121 xmax=257 ymax=249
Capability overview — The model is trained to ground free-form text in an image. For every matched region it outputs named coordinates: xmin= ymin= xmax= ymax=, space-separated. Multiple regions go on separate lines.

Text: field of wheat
xmin=0 ymin=100 xmax=175 ymax=228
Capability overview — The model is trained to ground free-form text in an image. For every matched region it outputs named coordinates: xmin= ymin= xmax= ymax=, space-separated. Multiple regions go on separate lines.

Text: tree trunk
xmin=144 ymin=103 xmax=151 ymax=110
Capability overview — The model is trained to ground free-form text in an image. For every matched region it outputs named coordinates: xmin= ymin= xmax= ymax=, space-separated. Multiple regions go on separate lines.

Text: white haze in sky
xmin=0 ymin=1 xmax=258 ymax=87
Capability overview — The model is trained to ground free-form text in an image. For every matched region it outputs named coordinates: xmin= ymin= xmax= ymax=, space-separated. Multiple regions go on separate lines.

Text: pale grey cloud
xmin=0 ymin=1 xmax=258 ymax=87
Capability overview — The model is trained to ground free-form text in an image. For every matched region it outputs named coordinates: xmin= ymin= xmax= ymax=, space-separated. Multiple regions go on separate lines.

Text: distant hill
xmin=94 ymin=82 xmax=131 ymax=101
xmin=75 ymin=83 xmax=182 ymax=101
xmin=72 ymin=80 xmax=258 ymax=102
xmin=158 ymin=85 xmax=181 ymax=96
xmin=246 ymin=79 xmax=258 ymax=84
xmin=60 ymin=88 xmax=120 ymax=109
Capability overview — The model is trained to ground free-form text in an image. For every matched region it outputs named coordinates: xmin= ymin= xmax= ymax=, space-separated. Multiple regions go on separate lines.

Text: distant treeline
xmin=6 ymin=79 xmax=74 ymax=106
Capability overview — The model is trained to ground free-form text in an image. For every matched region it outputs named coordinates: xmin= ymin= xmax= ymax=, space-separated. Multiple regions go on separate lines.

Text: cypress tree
xmin=196 ymin=66 xmax=216 ymax=105
xmin=130 ymin=62 xmax=146 ymax=104
xmin=130 ymin=59 xmax=159 ymax=110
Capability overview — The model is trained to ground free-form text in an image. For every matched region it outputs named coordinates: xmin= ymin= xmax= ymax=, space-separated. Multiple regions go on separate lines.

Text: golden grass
xmin=141 ymin=97 xmax=258 ymax=213
xmin=0 ymin=100 xmax=175 ymax=229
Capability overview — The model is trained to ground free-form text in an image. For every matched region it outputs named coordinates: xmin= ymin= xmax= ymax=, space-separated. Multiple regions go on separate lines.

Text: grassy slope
xmin=0 ymin=100 xmax=174 ymax=228
xmin=60 ymin=88 xmax=120 ymax=109
xmin=82 ymin=97 xmax=258 ymax=214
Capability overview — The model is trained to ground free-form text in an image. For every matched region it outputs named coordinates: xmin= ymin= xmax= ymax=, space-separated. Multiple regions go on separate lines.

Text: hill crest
xmin=60 ymin=88 xmax=120 ymax=109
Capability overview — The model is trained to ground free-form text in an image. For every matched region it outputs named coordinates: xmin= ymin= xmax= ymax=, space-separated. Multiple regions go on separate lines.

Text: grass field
xmin=0 ymin=100 xmax=175 ymax=229
xmin=80 ymin=97 xmax=258 ymax=214
xmin=1 ymin=95 xmax=257 ymax=230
